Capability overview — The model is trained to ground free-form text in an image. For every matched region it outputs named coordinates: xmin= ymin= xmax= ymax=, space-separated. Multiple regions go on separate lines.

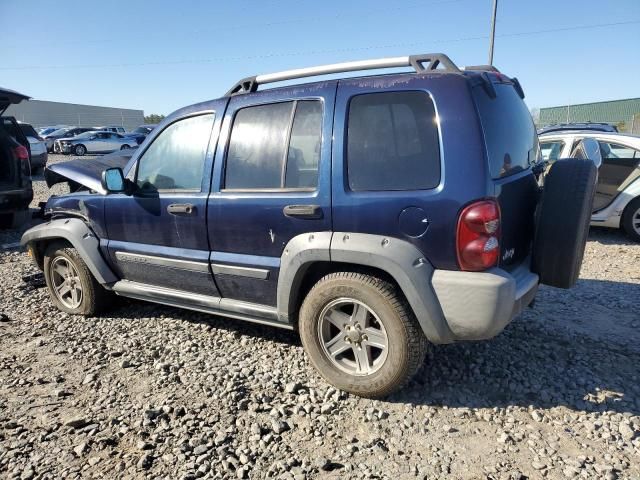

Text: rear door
xmin=207 ymin=82 xmax=335 ymax=306
xmin=592 ymin=140 xmax=640 ymax=211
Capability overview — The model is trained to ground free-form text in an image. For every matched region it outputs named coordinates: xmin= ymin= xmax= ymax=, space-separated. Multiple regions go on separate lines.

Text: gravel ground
xmin=1 ymin=155 xmax=639 ymax=479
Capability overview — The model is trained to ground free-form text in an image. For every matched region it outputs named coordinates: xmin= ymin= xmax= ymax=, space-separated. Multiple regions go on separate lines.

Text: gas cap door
xmin=398 ymin=206 xmax=429 ymax=237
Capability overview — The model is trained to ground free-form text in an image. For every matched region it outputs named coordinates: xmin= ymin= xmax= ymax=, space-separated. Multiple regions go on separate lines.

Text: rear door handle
xmin=167 ymin=203 xmax=195 ymax=215
xmin=283 ymin=204 xmax=323 ymax=219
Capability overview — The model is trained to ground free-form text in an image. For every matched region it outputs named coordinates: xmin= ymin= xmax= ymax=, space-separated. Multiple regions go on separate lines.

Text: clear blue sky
xmin=1 ymin=0 xmax=639 ymax=116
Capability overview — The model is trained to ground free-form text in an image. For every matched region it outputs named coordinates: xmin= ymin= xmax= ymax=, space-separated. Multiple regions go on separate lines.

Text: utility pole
xmin=488 ymin=0 xmax=498 ymax=65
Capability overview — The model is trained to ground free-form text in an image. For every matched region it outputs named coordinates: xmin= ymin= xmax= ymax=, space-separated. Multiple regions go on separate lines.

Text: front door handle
xmin=283 ymin=204 xmax=323 ymax=219
xmin=167 ymin=203 xmax=195 ymax=215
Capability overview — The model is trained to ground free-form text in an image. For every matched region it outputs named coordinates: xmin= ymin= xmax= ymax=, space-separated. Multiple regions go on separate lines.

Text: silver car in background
xmin=55 ymin=130 xmax=136 ymax=156
xmin=539 ymin=131 xmax=640 ymax=241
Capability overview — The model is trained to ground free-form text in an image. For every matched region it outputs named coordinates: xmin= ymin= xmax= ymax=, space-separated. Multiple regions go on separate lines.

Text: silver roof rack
xmin=226 ymin=53 xmax=460 ymax=96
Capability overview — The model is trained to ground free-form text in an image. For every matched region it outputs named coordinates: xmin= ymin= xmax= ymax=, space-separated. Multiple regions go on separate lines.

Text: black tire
xmin=43 ymin=242 xmax=111 ymax=315
xmin=120 ymin=144 xmax=130 ymax=150
xmin=0 ymin=208 xmax=30 ymax=230
xmin=74 ymin=144 xmax=86 ymax=156
xmin=299 ymin=272 xmax=428 ymax=398
xmin=621 ymin=197 xmax=640 ymax=242
xmin=533 ymin=159 xmax=597 ymax=288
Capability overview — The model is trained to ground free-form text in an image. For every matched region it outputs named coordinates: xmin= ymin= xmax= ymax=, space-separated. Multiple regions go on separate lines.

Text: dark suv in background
xmin=1 ymin=88 xmax=33 ymax=229
xmin=22 ymin=54 xmax=596 ymax=397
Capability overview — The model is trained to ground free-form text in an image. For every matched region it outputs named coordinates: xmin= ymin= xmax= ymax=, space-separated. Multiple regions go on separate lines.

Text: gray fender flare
xmin=21 ymin=218 xmax=118 ymax=285
xmin=278 ymin=232 xmax=454 ymax=344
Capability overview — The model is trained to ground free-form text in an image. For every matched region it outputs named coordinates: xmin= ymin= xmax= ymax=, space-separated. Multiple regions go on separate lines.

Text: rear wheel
xmin=532 ymin=159 xmax=597 ymax=288
xmin=120 ymin=144 xmax=130 ymax=150
xmin=43 ymin=243 xmax=110 ymax=315
xmin=74 ymin=145 xmax=86 ymax=156
xmin=622 ymin=197 xmax=640 ymax=242
xmin=299 ymin=272 xmax=428 ymax=398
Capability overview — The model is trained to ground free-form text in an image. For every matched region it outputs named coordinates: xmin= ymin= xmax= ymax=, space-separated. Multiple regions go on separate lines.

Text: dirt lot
xmin=0 ymin=155 xmax=639 ymax=479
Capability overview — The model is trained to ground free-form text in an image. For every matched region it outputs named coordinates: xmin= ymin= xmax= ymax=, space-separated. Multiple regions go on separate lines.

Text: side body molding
xmin=277 ymin=232 xmax=454 ymax=344
xmin=21 ymin=218 xmax=118 ymax=285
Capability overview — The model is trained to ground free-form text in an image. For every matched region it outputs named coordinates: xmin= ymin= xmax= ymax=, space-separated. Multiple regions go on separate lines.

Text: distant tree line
xmin=144 ymin=114 xmax=165 ymax=124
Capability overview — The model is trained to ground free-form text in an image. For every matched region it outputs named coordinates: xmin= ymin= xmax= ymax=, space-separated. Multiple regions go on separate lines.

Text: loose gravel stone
xmin=0 ymin=154 xmax=638 ymax=478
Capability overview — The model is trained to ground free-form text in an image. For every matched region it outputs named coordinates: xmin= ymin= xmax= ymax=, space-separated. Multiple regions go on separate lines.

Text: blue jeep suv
xmin=22 ymin=54 xmax=596 ymax=397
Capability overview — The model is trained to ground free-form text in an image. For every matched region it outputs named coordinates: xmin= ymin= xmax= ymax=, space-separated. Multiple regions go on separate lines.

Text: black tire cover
xmin=532 ymin=159 xmax=597 ymax=289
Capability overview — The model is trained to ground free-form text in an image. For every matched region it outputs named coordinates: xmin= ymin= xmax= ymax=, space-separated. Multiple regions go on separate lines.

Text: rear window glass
xmin=19 ymin=124 xmax=39 ymax=137
xmin=346 ymin=91 xmax=440 ymax=191
xmin=474 ymin=84 xmax=539 ymax=179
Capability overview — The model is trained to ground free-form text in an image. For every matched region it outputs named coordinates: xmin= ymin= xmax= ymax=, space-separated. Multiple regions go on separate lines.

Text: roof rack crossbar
xmin=226 ymin=53 xmax=460 ymax=96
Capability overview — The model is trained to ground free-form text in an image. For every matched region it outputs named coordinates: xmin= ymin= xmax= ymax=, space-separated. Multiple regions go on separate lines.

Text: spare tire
xmin=532 ymin=159 xmax=597 ymax=289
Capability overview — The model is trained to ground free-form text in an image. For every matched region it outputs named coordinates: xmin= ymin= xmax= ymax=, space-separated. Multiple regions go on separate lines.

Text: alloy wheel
xmin=317 ymin=298 xmax=388 ymax=376
xmin=49 ymin=256 xmax=83 ymax=309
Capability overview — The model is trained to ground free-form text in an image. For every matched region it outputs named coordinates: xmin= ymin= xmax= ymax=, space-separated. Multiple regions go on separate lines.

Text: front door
xmin=207 ymin=82 xmax=335 ymax=306
xmin=105 ymin=108 xmax=222 ymax=297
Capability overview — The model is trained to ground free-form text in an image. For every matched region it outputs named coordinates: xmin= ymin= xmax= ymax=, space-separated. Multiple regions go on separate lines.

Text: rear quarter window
xmin=474 ymin=84 xmax=539 ymax=179
xmin=346 ymin=91 xmax=441 ymax=191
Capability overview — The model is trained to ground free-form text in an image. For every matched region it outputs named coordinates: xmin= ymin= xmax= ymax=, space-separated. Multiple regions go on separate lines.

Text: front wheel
xmin=299 ymin=272 xmax=428 ymax=398
xmin=622 ymin=197 xmax=640 ymax=242
xmin=43 ymin=243 xmax=110 ymax=315
xmin=120 ymin=144 xmax=131 ymax=150
xmin=74 ymin=144 xmax=86 ymax=156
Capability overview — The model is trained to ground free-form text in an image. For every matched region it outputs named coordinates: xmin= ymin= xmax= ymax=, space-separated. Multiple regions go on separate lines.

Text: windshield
xmin=39 ymin=127 xmax=58 ymax=135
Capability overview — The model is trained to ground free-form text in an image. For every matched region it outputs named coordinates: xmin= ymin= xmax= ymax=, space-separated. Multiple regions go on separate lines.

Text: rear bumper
xmin=431 ymin=262 xmax=538 ymax=341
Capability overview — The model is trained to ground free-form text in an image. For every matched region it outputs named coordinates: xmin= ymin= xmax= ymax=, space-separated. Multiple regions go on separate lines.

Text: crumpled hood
xmin=44 ymin=151 xmax=133 ymax=194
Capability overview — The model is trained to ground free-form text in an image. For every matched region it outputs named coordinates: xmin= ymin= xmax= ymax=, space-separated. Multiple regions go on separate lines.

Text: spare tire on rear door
xmin=532 ymin=158 xmax=597 ymax=289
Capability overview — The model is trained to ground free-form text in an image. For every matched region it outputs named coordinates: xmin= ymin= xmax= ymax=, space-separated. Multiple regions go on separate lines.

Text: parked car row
xmin=54 ymin=130 xmax=136 ymax=156
xmin=40 ymin=124 xmax=156 ymax=153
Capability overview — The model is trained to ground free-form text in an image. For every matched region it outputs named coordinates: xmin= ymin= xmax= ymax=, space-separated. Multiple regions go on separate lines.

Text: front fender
xmin=21 ymin=218 xmax=118 ymax=285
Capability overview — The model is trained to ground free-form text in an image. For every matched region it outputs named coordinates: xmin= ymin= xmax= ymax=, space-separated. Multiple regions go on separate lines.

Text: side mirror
xmin=101 ymin=167 xmax=126 ymax=194
xmin=571 ymin=138 xmax=602 ymax=169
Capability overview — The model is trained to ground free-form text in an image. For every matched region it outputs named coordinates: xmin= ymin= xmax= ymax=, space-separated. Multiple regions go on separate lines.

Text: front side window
xmin=224 ymin=100 xmax=323 ymax=190
xmin=136 ymin=113 xmax=214 ymax=191
xmin=346 ymin=91 xmax=441 ymax=191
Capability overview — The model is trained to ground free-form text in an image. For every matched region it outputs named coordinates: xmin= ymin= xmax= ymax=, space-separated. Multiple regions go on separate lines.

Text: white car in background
xmin=539 ymin=131 xmax=640 ymax=241
xmin=18 ymin=122 xmax=48 ymax=172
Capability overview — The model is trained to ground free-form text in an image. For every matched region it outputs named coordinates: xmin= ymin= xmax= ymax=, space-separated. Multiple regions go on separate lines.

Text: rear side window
xmin=474 ymin=84 xmax=539 ymax=178
xmin=224 ymin=100 xmax=323 ymax=190
xmin=346 ymin=91 xmax=440 ymax=191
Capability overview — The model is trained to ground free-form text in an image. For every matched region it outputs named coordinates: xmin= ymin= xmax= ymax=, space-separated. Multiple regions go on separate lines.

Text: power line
xmin=3 ymin=0 xmax=467 ymax=49
xmin=1 ymin=19 xmax=638 ymax=71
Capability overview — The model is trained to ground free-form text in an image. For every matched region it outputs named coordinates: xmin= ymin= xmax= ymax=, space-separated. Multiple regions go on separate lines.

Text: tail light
xmin=14 ymin=145 xmax=31 ymax=175
xmin=456 ymin=199 xmax=501 ymax=271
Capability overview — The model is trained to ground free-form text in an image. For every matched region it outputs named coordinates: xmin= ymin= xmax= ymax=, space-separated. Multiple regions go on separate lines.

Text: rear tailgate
xmin=473 ymin=79 xmax=540 ymax=270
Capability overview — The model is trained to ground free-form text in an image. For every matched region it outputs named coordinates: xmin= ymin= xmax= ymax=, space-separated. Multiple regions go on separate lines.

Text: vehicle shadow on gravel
xmin=109 ymin=297 xmax=302 ymax=347
xmin=388 ymin=277 xmax=640 ymax=416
